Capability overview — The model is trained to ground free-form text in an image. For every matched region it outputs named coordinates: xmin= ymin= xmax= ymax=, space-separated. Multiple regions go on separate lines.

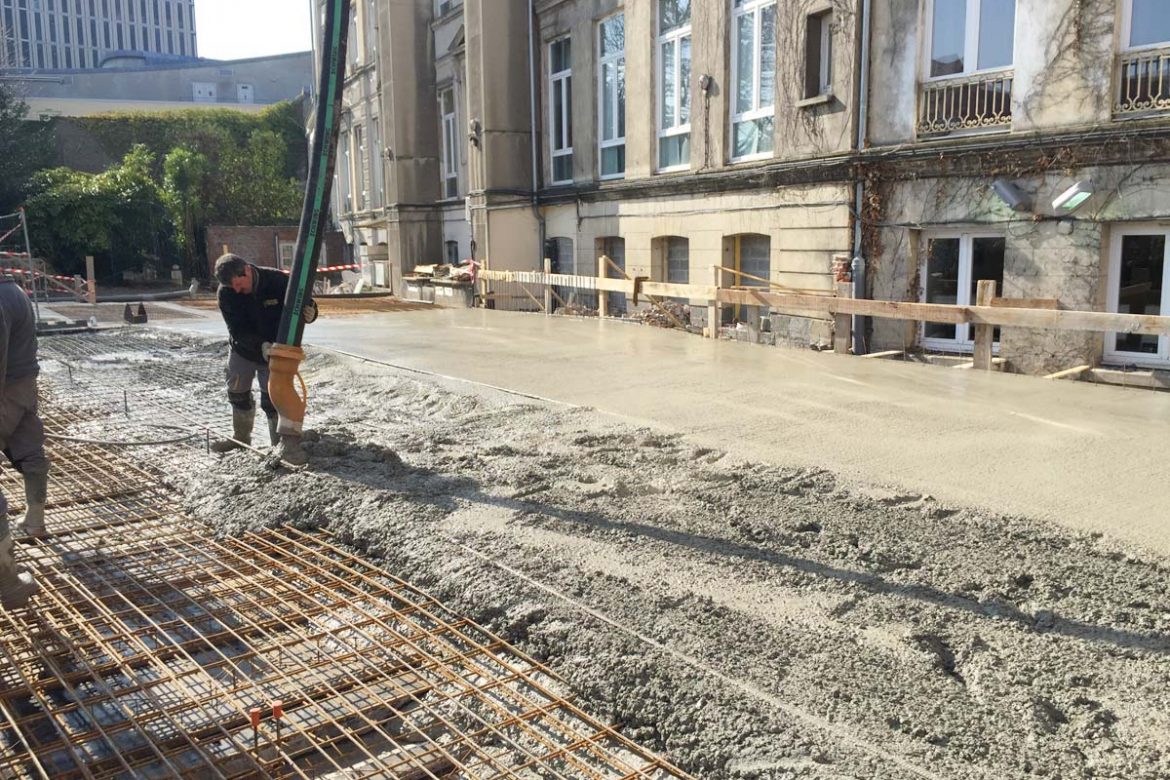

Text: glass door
xmin=921 ymin=233 xmax=1004 ymax=351
xmin=1106 ymin=228 xmax=1170 ymax=366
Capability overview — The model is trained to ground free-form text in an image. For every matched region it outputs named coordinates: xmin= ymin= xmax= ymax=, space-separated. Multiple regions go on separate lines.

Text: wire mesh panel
xmin=0 ymin=330 xmax=695 ymax=780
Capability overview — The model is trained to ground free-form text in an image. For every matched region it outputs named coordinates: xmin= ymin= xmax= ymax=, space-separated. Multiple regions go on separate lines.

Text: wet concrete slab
xmin=157 ymin=307 xmax=1170 ymax=556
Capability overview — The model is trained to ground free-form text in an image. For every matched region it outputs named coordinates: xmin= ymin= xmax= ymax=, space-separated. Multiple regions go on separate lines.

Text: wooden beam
xmin=707 ymin=265 xmax=720 ymax=339
xmin=1044 ymin=364 xmax=1093 ymax=380
xmin=597 ymin=255 xmax=609 ymax=318
xmin=973 ymin=279 xmax=996 ymax=370
xmin=480 ymin=269 xmax=1170 ymax=336
xmin=991 ymin=297 xmax=1060 ymax=310
xmin=834 ymin=282 xmax=852 ymax=354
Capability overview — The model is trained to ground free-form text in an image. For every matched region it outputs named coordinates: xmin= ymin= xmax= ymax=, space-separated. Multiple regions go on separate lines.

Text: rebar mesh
xmin=0 ymin=330 xmax=693 ymax=780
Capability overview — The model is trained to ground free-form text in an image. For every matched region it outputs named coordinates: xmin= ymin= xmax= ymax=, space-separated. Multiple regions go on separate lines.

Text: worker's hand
xmin=302 ymin=299 xmax=319 ymax=324
xmin=261 ymin=342 xmax=273 ymax=361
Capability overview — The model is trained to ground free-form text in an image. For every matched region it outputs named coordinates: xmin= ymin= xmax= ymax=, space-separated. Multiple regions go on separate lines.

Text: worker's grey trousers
xmin=0 ymin=374 xmax=49 ymax=530
xmin=225 ymin=350 xmax=277 ymax=418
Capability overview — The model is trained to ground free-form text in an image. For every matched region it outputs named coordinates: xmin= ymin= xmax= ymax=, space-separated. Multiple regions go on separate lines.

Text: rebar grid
xmin=0 ymin=331 xmax=695 ymax=780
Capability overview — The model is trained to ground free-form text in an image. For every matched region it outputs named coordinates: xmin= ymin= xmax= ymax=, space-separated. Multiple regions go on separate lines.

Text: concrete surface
xmin=158 ymin=306 xmax=1170 ymax=556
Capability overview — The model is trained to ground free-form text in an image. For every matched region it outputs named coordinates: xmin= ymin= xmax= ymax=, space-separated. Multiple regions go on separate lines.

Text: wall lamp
xmin=991 ymin=179 xmax=1030 ymax=212
xmin=1052 ymin=180 xmax=1094 ymax=213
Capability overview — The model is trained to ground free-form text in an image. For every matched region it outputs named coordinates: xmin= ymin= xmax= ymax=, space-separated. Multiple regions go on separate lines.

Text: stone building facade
xmin=319 ymin=0 xmax=1170 ymax=375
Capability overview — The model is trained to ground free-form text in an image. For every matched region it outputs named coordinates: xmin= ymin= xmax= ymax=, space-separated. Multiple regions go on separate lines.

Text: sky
xmin=193 ymin=0 xmax=314 ymax=61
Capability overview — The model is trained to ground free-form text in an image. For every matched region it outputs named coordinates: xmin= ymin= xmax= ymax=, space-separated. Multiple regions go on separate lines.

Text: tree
xmin=0 ymin=83 xmax=54 ymax=215
xmin=24 ymin=145 xmax=171 ymax=277
xmin=162 ymin=147 xmax=210 ymax=281
xmin=216 ymin=129 xmax=303 ymax=224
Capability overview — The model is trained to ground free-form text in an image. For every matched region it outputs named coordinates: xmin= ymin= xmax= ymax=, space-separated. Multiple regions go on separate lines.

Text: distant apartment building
xmin=317 ymin=0 xmax=1170 ymax=377
xmin=0 ymin=0 xmax=196 ymax=70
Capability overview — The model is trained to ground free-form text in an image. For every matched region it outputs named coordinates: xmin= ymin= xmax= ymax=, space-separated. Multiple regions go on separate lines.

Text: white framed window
xmin=549 ymin=36 xmax=573 ymax=184
xmin=1105 ymin=226 xmax=1170 ymax=366
xmin=1121 ymin=0 xmax=1170 ymax=51
xmin=278 ymin=241 xmax=296 ymax=271
xmin=925 ymin=0 xmax=1016 ymax=79
xmin=439 ymin=86 xmax=458 ymax=198
xmin=339 ymin=130 xmax=353 ymax=213
xmin=354 ymin=124 xmax=368 ymax=211
xmin=435 ymin=0 xmax=460 ymax=17
xmin=666 ymin=236 xmax=689 ymax=284
xmin=920 ymin=232 xmax=1005 ymax=351
xmin=237 ymin=83 xmax=254 ymax=104
xmin=805 ymin=10 xmax=832 ymax=98
xmin=370 ymin=115 xmax=384 ymax=209
xmin=598 ymin=13 xmax=625 ymax=180
xmin=730 ymin=0 xmax=776 ymax=161
xmin=657 ymin=0 xmax=691 ymax=171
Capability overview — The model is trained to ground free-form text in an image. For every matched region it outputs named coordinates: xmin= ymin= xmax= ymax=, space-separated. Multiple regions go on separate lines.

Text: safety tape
xmin=0 ymin=265 xmax=77 ymax=283
xmin=278 ymin=263 xmax=359 ymax=274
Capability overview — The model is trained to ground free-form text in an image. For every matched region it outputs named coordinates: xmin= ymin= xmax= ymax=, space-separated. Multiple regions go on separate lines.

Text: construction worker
xmin=212 ymin=253 xmax=318 ymax=465
xmin=0 ymin=275 xmax=46 ymax=609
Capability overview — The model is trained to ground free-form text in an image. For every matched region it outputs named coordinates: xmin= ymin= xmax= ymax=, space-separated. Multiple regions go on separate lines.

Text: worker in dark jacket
xmin=0 ymin=277 xmax=45 ymax=609
xmin=212 ymin=254 xmax=318 ymax=465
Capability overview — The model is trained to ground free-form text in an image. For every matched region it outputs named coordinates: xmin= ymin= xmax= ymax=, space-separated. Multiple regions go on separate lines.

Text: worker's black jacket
xmin=217 ymin=264 xmax=290 ymax=364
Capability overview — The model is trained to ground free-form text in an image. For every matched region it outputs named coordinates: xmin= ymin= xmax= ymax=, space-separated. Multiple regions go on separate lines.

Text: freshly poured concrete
xmin=160 ymin=306 xmax=1170 ymax=555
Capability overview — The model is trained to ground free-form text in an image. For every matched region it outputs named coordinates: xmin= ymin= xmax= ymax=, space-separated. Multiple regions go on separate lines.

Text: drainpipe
xmin=527 ymin=0 xmax=546 ymax=266
xmin=851 ymin=0 xmax=871 ymax=355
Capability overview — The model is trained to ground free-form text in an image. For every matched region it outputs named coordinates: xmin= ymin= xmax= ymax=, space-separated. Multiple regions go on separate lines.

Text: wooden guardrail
xmin=477 ymin=265 xmax=1170 ymax=370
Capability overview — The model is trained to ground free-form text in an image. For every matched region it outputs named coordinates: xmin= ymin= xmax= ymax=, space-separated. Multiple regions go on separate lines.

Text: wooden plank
xmin=518 ymin=283 xmax=545 ymax=313
xmin=973 ymin=280 xmax=996 ymax=370
xmin=542 ymin=258 xmax=552 ymax=316
xmin=707 ymin=265 xmax=720 ymax=339
xmin=480 ymin=269 xmax=1170 ymax=336
xmin=1044 ymin=364 xmax=1092 ymax=380
xmin=597 ymin=255 xmax=609 ymax=318
xmin=990 ymin=297 xmax=1060 ymax=310
xmin=833 ymin=283 xmax=852 ymax=354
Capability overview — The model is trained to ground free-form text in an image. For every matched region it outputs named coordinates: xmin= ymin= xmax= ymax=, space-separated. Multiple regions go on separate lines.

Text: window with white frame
xmin=927 ymin=0 xmax=1015 ymax=78
xmin=1106 ymin=227 xmax=1170 ymax=365
xmin=549 ymin=37 xmax=573 ymax=184
xmin=436 ymin=0 xmax=460 ymax=17
xmin=339 ymin=130 xmax=353 ymax=213
xmin=598 ymin=13 xmax=625 ymax=179
xmin=805 ymin=10 xmax=832 ymax=98
xmin=370 ymin=115 xmax=384 ymax=209
xmin=439 ymin=87 xmax=458 ymax=198
xmin=354 ymin=124 xmax=368 ymax=211
xmin=920 ymin=233 xmax=1005 ymax=350
xmin=1117 ymin=0 xmax=1170 ymax=114
xmin=731 ymin=0 xmax=776 ymax=160
xmin=365 ymin=0 xmax=377 ymax=61
xmin=657 ymin=0 xmax=691 ymax=171
xmin=1122 ymin=0 xmax=1170 ymax=49
xmin=278 ymin=241 xmax=296 ymax=271
xmin=666 ymin=237 xmax=689 ymax=284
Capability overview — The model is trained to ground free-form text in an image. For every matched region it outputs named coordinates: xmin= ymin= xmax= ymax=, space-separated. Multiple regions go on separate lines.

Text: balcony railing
xmin=918 ymin=71 xmax=1013 ymax=136
xmin=1117 ymin=46 xmax=1170 ymax=115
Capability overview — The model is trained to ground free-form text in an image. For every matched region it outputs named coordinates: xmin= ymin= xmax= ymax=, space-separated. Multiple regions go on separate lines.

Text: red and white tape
xmin=0 ymin=265 xmax=77 ymax=283
xmin=278 ymin=263 xmax=359 ymax=274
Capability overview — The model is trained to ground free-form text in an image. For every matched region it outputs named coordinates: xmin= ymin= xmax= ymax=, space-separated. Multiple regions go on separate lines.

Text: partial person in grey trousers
xmin=0 ymin=277 xmax=48 ymax=609
xmin=212 ymin=254 xmax=317 ymax=465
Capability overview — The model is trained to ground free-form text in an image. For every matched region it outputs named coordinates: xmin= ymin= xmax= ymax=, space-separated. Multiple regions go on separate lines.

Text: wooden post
xmin=834 ymin=282 xmax=853 ymax=354
xmin=543 ymin=257 xmax=552 ymax=316
xmin=597 ymin=255 xmax=609 ymax=318
xmin=85 ymin=255 xmax=96 ymax=305
xmin=973 ymin=279 xmax=997 ymax=370
xmin=707 ymin=265 xmax=720 ymax=338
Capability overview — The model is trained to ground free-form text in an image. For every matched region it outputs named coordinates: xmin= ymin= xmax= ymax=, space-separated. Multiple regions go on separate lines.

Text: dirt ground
xmin=65 ymin=331 xmax=1169 ymax=780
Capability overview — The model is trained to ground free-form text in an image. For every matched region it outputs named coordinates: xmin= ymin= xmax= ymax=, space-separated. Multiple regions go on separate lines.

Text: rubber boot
xmin=0 ymin=528 xmax=39 ymax=610
xmin=211 ymin=408 xmax=255 ymax=453
xmin=17 ymin=472 xmax=48 ymax=539
xmin=267 ymin=414 xmax=280 ymax=446
xmin=278 ymin=434 xmax=308 ymax=466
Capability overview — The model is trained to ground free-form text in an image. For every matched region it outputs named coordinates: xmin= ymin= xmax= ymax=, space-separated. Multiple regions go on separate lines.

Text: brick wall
xmin=206 ymin=226 xmax=299 ymax=274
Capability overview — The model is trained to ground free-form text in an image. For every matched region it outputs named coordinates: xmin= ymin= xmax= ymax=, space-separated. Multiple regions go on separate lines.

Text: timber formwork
xmin=0 ymin=331 xmax=693 ymax=780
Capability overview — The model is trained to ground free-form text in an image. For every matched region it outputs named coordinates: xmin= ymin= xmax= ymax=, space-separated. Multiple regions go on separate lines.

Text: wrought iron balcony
xmin=918 ymin=70 xmax=1013 ymax=136
xmin=1117 ymin=46 xmax=1170 ymax=116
